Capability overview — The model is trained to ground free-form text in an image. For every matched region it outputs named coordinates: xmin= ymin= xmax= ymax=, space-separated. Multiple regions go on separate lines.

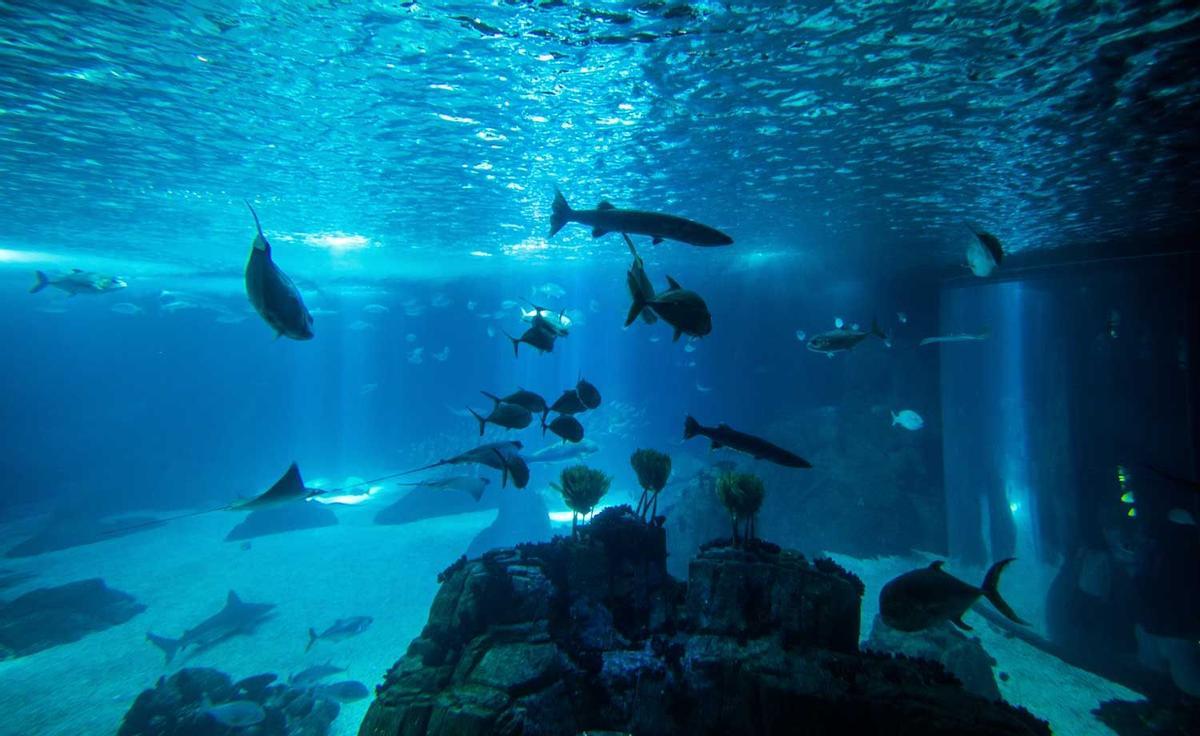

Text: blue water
xmin=1 ymin=3 xmax=1198 ymax=736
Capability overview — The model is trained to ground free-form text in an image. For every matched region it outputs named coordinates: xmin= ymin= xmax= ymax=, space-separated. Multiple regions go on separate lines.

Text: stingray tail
xmin=147 ymin=632 xmax=180 ymax=663
xmin=981 ymin=558 xmax=1027 ymax=625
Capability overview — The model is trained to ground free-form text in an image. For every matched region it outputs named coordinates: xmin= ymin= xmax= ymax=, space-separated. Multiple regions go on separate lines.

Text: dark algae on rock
xmin=357 ymin=507 xmax=1049 ymax=736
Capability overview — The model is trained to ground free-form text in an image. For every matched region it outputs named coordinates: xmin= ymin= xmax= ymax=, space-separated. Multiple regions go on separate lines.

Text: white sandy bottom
xmin=829 ymin=552 xmax=1145 ymax=736
xmin=0 ymin=507 xmax=497 ymax=736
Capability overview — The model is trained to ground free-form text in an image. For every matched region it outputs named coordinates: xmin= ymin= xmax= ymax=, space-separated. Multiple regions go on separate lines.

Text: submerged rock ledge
xmin=359 ymin=506 xmax=1048 ymax=736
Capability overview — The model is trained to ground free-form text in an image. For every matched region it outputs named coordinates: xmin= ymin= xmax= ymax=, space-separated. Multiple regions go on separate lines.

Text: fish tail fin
xmin=146 ymin=632 xmax=180 ymax=663
xmin=683 ymin=415 xmax=701 ymax=440
xmin=871 ymin=318 xmax=886 ymax=340
xmin=981 ymin=558 xmax=1028 ymax=626
xmin=30 ymin=271 xmax=49 ymax=294
xmin=467 ymin=407 xmax=486 ymax=437
xmin=549 ymin=189 xmax=571 ymax=237
xmin=501 ymin=330 xmax=519 ymax=357
xmin=891 ymin=411 xmax=898 ymax=426
xmin=625 ymin=270 xmax=647 ymax=327
xmin=306 ymin=628 xmax=319 ymax=652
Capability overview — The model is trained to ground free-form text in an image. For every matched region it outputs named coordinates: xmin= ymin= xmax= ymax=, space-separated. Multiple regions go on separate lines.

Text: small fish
xmin=203 ymin=699 xmax=265 ymax=728
xmin=243 ymin=202 xmax=314 ymax=340
xmin=109 ymin=302 xmax=142 ymax=315
xmin=349 ymin=320 xmax=373 ymax=331
xmin=544 ymin=414 xmax=584 ymax=443
xmin=576 ymin=378 xmax=601 ymax=410
xmin=467 ymin=300 xmax=477 ymax=311
xmin=289 ymin=663 xmax=347 ymax=687
xmin=500 ymin=299 xmax=518 ymax=310
xmin=406 ymin=333 xmax=417 ymax=343
xmin=834 ymin=317 xmax=844 ymax=328
xmin=880 ymin=559 xmax=1026 ymax=632
xmin=683 ymin=416 xmax=810 ymax=469
xmin=31 ymin=269 xmax=126 ymax=296
xmin=696 ymin=382 xmax=713 ymax=393
xmin=966 ymin=226 xmax=1004 ymax=277
xmin=549 ymin=389 xmax=587 ymax=415
xmin=550 ymin=190 xmax=733 ymax=247
xmin=398 ymin=475 xmax=490 ymax=501
xmin=897 ymin=312 xmax=908 ymax=324
xmin=315 ymin=680 xmax=370 ymax=703
xmin=486 ymin=325 xmax=496 ymax=338
xmin=431 ymin=293 xmax=452 ymax=308
xmin=363 ymin=303 xmax=389 ymax=314
xmin=684 ymin=342 xmax=696 ymax=353
xmin=891 ymin=410 xmax=924 ymax=431
xmin=794 ymin=330 xmax=806 ymax=342
xmin=407 ymin=347 xmax=424 ymax=364
xmin=470 ymin=395 xmax=534 ymax=435
xmin=918 ymin=330 xmax=991 ymax=346
xmin=433 ymin=346 xmax=450 ymax=362
xmin=307 ymin=616 xmax=373 ymax=652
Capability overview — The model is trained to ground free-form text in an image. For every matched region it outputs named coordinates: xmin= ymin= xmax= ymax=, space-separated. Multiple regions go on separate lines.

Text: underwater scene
xmin=1 ymin=2 xmax=1199 ymax=735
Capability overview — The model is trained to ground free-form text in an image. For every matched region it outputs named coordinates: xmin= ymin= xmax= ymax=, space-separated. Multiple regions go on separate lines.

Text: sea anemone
xmin=551 ymin=465 xmax=611 ymax=534
xmin=715 ymin=472 xmax=765 ymax=546
xmin=630 ymin=448 xmax=671 ymax=521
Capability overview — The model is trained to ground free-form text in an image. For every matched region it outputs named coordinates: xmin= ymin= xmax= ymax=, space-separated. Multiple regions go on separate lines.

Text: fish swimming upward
xmin=549 ymin=190 xmax=733 ymax=247
xmin=243 ymin=201 xmax=314 ymax=340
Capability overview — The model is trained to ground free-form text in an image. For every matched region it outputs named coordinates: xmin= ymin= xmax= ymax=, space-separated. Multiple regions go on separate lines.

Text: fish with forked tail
xmin=550 ymin=189 xmax=732 ymax=247
xmin=30 ymin=269 xmax=126 ymax=296
xmin=683 ymin=415 xmax=811 ymax=469
xmin=307 ymin=616 xmax=373 ymax=651
xmin=879 ymin=559 xmax=1028 ymax=632
xmin=146 ymin=590 xmax=275 ymax=663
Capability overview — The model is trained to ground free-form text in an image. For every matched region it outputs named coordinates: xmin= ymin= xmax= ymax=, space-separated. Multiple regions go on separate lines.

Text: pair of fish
xmin=504 ymin=300 xmax=569 ymax=356
xmin=306 ymin=615 xmax=372 ymax=651
xmin=683 ymin=416 xmax=811 ymax=469
xmin=403 ymin=440 xmax=530 ymax=489
xmin=622 ymin=235 xmax=712 ymax=341
xmin=542 ymin=378 xmax=602 ymax=443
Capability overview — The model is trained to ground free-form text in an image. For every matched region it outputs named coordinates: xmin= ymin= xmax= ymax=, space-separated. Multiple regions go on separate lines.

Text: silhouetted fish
xmin=146 ymin=591 xmax=275 ymax=662
xmin=550 ymin=190 xmax=732 ymax=247
xmin=879 ymin=559 xmax=1027 ymax=632
xmin=244 ymin=201 xmax=314 ymax=340
xmin=469 ymin=395 xmax=533 ymax=436
xmin=683 ymin=416 xmax=811 ymax=469
xmin=307 ymin=616 xmax=372 ymax=651
xmin=543 ymin=414 xmax=584 ymax=443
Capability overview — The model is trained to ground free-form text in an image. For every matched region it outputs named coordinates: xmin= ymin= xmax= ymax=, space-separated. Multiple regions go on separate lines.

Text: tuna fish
xmin=879 ymin=559 xmax=1027 ymax=632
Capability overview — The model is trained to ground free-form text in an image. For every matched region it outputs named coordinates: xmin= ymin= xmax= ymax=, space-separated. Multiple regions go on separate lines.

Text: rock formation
xmin=359 ymin=506 xmax=1049 ymax=736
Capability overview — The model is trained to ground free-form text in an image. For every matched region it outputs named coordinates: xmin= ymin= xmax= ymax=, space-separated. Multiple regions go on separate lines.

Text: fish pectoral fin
xmin=928 ymin=560 xmax=945 ymax=570
xmin=951 ymin=615 xmax=973 ymax=631
xmin=652 ymin=236 xmax=664 ymax=245
xmin=592 ymin=227 xmax=609 ymax=237
xmin=664 ymin=275 xmax=682 ymax=291
xmin=710 ymin=440 xmax=724 ymax=450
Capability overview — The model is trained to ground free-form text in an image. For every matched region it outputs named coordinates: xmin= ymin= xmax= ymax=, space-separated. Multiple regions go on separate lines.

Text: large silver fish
xmin=244 ymin=202 xmax=314 ymax=340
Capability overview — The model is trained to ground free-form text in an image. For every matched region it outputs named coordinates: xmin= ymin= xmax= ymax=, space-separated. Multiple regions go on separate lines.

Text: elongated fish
xmin=30 ymin=269 xmax=126 ymax=296
xmin=683 ymin=415 xmax=811 ymax=469
xmin=550 ymin=190 xmax=732 ymax=247
xmin=807 ymin=321 xmax=886 ymax=356
xmin=244 ymin=201 xmax=314 ymax=340
xmin=919 ymin=330 xmax=990 ymax=346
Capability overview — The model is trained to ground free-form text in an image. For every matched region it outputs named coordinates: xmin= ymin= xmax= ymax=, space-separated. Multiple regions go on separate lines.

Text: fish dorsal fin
xmin=592 ymin=226 xmax=609 ymax=237
xmin=652 ymin=236 xmax=663 ymax=245
xmin=664 ymin=275 xmax=682 ymax=291
xmin=226 ymin=590 xmax=243 ymax=607
xmin=717 ymin=423 xmax=731 ymax=430
xmin=929 ymin=560 xmax=945 ymax=570
xmin=597 ymin=201 xmax=615 ymax=210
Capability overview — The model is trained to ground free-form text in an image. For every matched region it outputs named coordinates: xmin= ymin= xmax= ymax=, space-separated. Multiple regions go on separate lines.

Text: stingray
xmin=230 ymin=463 xmax=322 ymax=511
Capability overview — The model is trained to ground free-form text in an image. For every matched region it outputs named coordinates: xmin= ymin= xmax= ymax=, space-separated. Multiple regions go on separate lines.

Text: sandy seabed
xmin=0 ymin=504 xmax=497 ymax=736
